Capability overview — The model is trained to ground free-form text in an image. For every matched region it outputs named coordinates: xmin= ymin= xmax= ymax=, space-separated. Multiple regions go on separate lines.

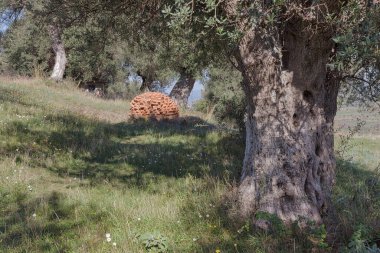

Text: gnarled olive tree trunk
xmin=236 ymin=23 xmax=340 ymax=225
xmin=48 ymin=25 xmax=67 ymax=81
xmin=170 ymin=70 xmax=196 ymax=107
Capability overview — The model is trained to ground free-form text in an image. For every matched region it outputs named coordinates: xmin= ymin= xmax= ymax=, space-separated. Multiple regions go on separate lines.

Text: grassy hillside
xmin=0 ymin=77 xmax=379 ymax=252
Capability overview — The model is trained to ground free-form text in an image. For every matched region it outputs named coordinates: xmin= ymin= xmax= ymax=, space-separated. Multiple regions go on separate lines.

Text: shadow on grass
xmin=327 ymin=159 xmax=380 ymax=246
xmin=1 ymin=113 xmax=244 ymax=186
xmin=0 ymin=191 xmax=106 ymax=251
xmin=2 ymin=109 xmax=379 ymax=252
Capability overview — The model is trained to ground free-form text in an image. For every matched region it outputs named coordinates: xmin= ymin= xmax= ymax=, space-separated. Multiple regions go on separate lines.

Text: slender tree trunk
xmin=169 ymin=70 xmax=196 ymax=107
xmin=48 ymin=25 xmax=67 ymax=81
xmin=236 ymin=23 xmax=340 ymax=225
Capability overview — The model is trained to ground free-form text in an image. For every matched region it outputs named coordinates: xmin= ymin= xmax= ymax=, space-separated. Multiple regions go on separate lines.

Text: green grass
xmin=0 ymin=77 xmax=379 ymax=252
xmin=335 ymin=106 xmax=380 ymax=136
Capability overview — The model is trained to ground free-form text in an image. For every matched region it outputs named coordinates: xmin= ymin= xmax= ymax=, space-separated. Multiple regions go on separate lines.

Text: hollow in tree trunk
xmin=170 ymin=70 xmax=196 ymax=107
xmin=236 ymin=23 xmax=340 ymax=225
xmin=48 ymin=25 xmax=67 ymax=81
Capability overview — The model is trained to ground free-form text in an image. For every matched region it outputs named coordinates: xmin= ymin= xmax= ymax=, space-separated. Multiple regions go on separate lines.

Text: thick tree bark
xmin=236 ymin=23 xmax=340 ymax=225
xmin=169 ymin=70 xmax=196 ymax=107
xmin=48 ymin=25 xmax=67 ymax=81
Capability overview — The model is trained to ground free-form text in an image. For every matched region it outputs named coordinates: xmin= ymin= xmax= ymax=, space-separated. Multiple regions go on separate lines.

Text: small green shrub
xmin=136 ymin=232 xmax=169 ymax=252
xmin=255 ymin=211 xmax=287 ymax=237
xmin=195 ymin=64 xmax=246 ymax=131
xmin=344 ymin=226 xmax=380 ymax=253
xmin=193 ymin=99 xmax=211 ymax=114
xmin=308 ymin=223 xmax=329 ymax=249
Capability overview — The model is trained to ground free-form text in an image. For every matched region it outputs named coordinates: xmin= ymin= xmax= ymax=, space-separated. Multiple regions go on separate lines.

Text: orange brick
xmin=130 ymin=92 xmax=179 ymax=120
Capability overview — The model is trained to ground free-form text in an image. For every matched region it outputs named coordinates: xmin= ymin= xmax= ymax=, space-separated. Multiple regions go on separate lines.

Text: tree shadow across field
xmin=1 ymin=113 xmax=244 ymax=187
xmin=0 ymin=191 xmax=107 ymax=251
xmin=3 ymin=111 xmax=378 ymax=251
xmin=0 ymin=111 xmax=245 ymax=251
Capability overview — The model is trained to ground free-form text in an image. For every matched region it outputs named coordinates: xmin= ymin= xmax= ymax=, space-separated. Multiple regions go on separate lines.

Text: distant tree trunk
xmin=137 ymin=70 xmax=155 ymax=91
xmin=140 ymin=76 xmax=154 ymax=91
xmin=236 ymin=22 xmax=340 ymax=225
xmin=48 ymin=25 xmax=67 ymax=81
xmin=170 ymin=70 xmax=195 ymax=107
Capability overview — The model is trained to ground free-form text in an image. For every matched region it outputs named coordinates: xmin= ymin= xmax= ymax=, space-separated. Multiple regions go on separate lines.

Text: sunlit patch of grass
xmin=336 ymin=136 xmax=380 ymax=170
xmin=335 ymin=106 xmax=380 ymax=136
xmin=0 ymin=76 xmax=131 ymax=123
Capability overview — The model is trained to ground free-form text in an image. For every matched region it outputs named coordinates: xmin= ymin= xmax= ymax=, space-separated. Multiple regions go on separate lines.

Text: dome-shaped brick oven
xmin=129 ymin=92 xmax=179 ymax=120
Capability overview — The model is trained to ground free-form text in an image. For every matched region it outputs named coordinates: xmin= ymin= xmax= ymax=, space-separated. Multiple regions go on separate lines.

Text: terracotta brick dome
xmin=129 ymin=92 xmax=179 ymax=120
